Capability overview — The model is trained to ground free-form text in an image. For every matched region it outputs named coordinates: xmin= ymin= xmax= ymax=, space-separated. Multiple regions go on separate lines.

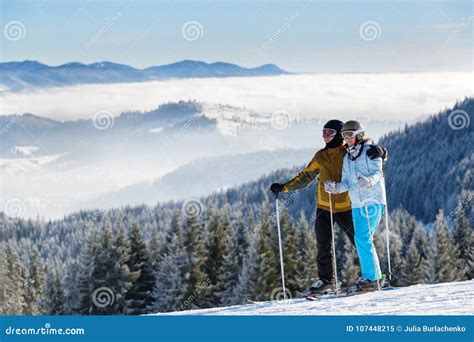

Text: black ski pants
xmin=315 ymin=207 xmax=355 ymax=283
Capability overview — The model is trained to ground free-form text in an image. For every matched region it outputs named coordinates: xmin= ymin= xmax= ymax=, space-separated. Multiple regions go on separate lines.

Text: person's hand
xmin=324 ymin=181 xmax=337 ymax=194
xmin=270 ymin=183 xmax=285 ymax=197
xmin=357 ymin=176 xmax=371 ymax=188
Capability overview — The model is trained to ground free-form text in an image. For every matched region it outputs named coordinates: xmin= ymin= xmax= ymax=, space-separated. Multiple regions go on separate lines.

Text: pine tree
xmin=453 ymin=212 xmax=474 ymax=279
xmin=434 ymin=210 xmax=463 ymax=283
xmin=43 ymin=265 xmax=66 ymax=315
xmin=204 ymin=211 xmax=230 ymax=307
xmin=0 ymin=248 xmax=8 ymax=315
xmin=233 ymin=223 xmax=260 ymax=303
xmin=4 ymin=246 xmax=27 ymax=314
xmin=125 ymin=223 xmax=156 ymax=315
xmin=403 ymin=238 xmax=424 ymax=285
xmin=296 ymin=213 xmax=318 ymax=289
xmin=24 ymin=246 xmax=46 ymax=314
xmin=182 ymin=213 xmax=209 ymax=309
xmin=423 ymin=229 xmax=437 ymax=284
xmin=255 ymin=208 xmax=279 ymax=301
xmin=218 ymin=218 xmax=249 ymax=305
xmin=76 ymin=228 xmax=101 ymax=314
xmin=152 ymin=215 xmax=187 ymax=312
xmin=108 ymin=223 xmax=137 ymax=314
xmin=280 ymin=208 xmax=299 ymax=296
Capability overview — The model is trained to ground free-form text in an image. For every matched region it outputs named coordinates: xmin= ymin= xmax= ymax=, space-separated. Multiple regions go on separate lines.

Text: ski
xmin=306 ymin=286 xmax=397 ymax=301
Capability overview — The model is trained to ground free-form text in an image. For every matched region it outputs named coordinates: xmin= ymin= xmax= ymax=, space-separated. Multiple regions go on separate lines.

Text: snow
xmin=12 ymin=145 xmax=39 ymax=156
xmin=200 ymin=103 xmax=271 ymax=136
xmin=149 ymin=127 xmax=164 ymax=134
xmin=0 ymin=154 xmax=63 ymax=173
xmin=152 ymin=280 xmax=474 ymax=316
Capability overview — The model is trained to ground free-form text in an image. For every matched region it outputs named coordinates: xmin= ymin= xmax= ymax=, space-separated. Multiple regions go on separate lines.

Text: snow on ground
xmin=153 ymin=280 xmax=474 ymax=316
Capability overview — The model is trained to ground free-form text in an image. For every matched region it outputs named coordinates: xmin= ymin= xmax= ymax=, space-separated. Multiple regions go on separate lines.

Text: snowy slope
xmin=153 ymin=280 xmax=474 ymax=316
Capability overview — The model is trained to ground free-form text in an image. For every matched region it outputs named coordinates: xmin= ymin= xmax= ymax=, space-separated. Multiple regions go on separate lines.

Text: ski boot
xmin=304 ymin=279 xmax=335 ymax=299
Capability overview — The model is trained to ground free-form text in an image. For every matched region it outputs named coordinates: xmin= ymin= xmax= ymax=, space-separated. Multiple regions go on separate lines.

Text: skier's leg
xmin=334 ymin=209 xmax=355 ymax=246
xmin=314 ymin=208 xmax=333 ymax=283
xmin=334 ymin=209 xmax=360 ymax=275
xmin=352 ymin=205 xmax=383 ymax=281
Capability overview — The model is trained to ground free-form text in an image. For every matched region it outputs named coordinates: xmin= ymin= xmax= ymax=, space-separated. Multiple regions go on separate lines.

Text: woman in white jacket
xmin=325 ymin=120 xmax=387 ymax=293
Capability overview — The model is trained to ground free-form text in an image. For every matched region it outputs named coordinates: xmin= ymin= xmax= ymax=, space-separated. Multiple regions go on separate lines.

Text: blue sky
xmin=1 ymin=0 xmax=472 ymax=72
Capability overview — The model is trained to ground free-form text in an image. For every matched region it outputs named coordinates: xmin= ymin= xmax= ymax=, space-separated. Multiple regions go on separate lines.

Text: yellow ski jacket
xmin=282 ymin=144 xmax=351 ymax=213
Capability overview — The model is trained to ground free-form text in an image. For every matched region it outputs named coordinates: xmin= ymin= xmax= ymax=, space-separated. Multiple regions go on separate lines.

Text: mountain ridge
xmin=0 ymin=60 xmax=289 ymax=90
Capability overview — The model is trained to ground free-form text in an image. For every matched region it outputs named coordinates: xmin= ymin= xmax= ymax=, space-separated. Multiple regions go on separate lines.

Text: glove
xmin=367 ymin=144 xmax=388 ymax=161
xmin=324 ymin=181 xmax=337 ymax=194
xmin=270 ymin=183 xmax=285 ymax=197
xmin=357 ymin=176 xmax=372 ymax=188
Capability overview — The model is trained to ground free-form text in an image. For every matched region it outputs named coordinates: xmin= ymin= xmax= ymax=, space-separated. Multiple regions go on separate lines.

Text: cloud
xmin=0 ymin=72 xmax=471 ymax=121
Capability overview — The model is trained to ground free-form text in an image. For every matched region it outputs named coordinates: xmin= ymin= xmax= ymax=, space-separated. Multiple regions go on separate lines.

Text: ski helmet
xmin=341 ymin=120 xmax=365 ymax=141
xmin=323 ymin=119 xmax=344 ymax=148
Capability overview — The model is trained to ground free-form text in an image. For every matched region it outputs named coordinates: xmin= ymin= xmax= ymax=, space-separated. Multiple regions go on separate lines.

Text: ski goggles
xmin=342 ymin=127 xmax=364 ymax=140
xmin=341 ymin=130 xmax=357 ymax=139
xmin=322 ymin=128 xmax=337 ymax=138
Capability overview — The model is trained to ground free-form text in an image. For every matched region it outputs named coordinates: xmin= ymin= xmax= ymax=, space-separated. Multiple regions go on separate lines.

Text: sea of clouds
xmin=0 ymin=72 xmax=471 ymax=121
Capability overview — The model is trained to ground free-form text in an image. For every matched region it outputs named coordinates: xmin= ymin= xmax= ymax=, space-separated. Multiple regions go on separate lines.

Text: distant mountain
xmin=0 ymin=100 xmax=405 ymax=218
xmin=83 ymin=148 xmax=315 ymax=210
xmin=0 ymin=60 xmax=289 ymax=90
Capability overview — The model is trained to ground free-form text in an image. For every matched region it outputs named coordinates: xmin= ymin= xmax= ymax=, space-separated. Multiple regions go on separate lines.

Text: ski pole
xmin=275 ymin=196 xmax=287 ymax=300
xmin=328 ymin=193 xmax=340 ymax=293
xmin=384 ymin=202 xmax=392 ymax=282
xmin=364 ymin=202 xmax=381 ymax=290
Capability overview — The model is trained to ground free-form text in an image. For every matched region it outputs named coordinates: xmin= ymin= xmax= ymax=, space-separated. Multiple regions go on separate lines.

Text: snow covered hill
xmin=153 ymin=280 xmax=474 ymax=316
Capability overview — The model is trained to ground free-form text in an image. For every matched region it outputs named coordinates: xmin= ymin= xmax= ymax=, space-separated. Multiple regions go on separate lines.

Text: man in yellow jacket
xmin=270 ymin=119 xmax=386 ymax=296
